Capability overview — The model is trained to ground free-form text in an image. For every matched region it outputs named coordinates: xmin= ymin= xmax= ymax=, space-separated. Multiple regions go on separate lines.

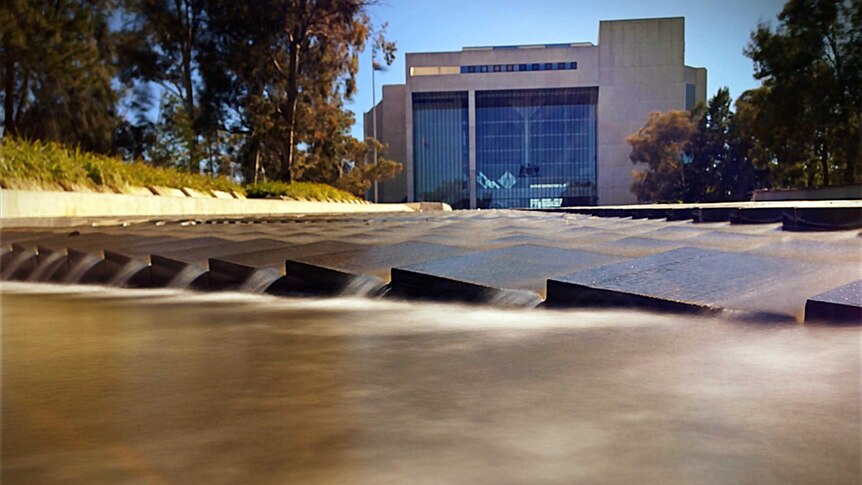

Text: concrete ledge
xmin=284 ymin=259 xmax=386 ymax=295
xmin=805 ymin=280 xmax=862 ymax=324
xmin=0 ymin=189 xmax=416 ymax=222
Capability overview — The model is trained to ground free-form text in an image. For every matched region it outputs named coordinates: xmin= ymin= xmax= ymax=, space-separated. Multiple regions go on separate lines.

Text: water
xmin=237 ymin=268 xmax=283 ymax=293
xmin=62 ymin=253 xmax=103 ymax=283
xmin=166 ymin=265 xmax=207 ymax=288
xmin=107 ymin=260 xmax=149 ymax=287
xmin=2 ymin=282 xmax=860 ymax=484
xmin=25 ymin=252 xmax=66 ymax=282
xmin=0 ymin=251 xmax=33 ymax=280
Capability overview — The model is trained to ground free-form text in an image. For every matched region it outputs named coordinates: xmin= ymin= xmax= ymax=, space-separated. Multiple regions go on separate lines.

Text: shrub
xmin=245 ymin=180 xmax=360 ymax=201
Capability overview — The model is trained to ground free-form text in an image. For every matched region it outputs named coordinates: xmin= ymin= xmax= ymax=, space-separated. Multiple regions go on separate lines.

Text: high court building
xmin=364 ymin=17 xmax=706 ymax=208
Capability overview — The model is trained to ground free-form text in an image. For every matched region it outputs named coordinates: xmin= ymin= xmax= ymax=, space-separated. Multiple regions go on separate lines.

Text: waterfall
xmin=167 ymin=265 xmax=208 ymax=288
xmin=484 ymin=288 xmax=543 ymax=308
xmin=108 ymin=260 xmax=150 ymax=287
xmin=26 ymin=251 xmax=67 ymax=282
xmin=238 ymin=269 xmax=282 ymax=293
xmin=1 ymin=251 xmax=36 ymax=280
xmin=63 ymin=253 xmax=104 ymax=283
xmin=338 ymin=275 xmax=386 ymax=297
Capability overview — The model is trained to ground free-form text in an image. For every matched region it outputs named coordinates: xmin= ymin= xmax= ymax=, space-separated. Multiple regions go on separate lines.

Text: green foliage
xmin=628 ymin=88 xmax=768 ymax=203
xmin=201 ymin=0 xmax=391 ymax=182
xmin=245 ymin=180 xmax=359 ymax=201
xmin=148 ymin=93 xmax=199 ymax=170
xmin=3 ymin=0 xmax=395 ymax=191
xmin=1 ymin=0 xmax=119 ymax=153
xmin=744 ymin=0 xmax=862 ymax=187
xmin=686 ymin=88 xmax=763 ymax=202
xmin=626 ymin=110 xmax=697 ymax=202
xmin=0 ymin=137 xmax=242 ymax=194
xmin=332 ymin=138 xmax=403 ymax=196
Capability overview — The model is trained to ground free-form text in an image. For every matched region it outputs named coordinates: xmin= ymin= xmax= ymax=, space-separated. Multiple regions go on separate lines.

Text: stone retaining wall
xmin=0 ymin=189 xmax=416 ymax=220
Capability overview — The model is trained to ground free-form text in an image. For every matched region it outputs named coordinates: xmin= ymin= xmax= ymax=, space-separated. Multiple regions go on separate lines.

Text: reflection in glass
xmin=475 ymin=87 xmax=598 ymax=209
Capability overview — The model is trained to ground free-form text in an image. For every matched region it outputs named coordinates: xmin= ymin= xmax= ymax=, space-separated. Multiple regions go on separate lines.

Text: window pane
xmin=412 ymin=92 xmax=470 ymax=209
xmin=475 ymin=87 xmax=598 ymax=208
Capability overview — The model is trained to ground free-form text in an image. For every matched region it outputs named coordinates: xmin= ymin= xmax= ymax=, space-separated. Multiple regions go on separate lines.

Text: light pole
xmin=372 ymin=53 xmax=379 ymax=203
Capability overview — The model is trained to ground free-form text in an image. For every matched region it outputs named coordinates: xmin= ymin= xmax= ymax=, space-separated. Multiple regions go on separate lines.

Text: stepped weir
xmin=2 ymin=204 xmax=860 ymax=323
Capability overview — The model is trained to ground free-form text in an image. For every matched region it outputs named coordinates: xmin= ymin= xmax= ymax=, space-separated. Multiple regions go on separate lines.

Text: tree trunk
xmin=820 ymin=147 xmax=829 ymax=187
xmin=181 ymin=0 xmax=197 ymax=174
xmin=3 ymin=35 xmax=16 ymax=137
xmin=278 ymin=35 xmax=300 ymax=182
xmin=845 ymin=123 xmax=859 ymax=184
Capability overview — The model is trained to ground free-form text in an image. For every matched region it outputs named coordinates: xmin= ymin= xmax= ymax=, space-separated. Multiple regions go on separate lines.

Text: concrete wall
xmin=596 ymin=17 xmax=693 ymax=205
xmin=366 ymin=16 xmax=705 ymax=206
xmin=686 ymin=66 xmax=708 ymax=107
xmin=0 ymin=189 xmax=415 ymax=220
xmin=364 ymin=84 xmax=408 ymax=202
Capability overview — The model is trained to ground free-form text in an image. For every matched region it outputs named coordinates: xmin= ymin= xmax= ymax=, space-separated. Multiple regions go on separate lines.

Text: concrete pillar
xmin=405 ymin=89 xmax=415 ymax=201
xmin=468 ymin=90 xmax=477 ymax=209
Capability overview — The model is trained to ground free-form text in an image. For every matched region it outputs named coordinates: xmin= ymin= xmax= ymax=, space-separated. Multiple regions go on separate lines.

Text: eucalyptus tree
xmin=1 ymin=0 xmax=119 ymax=153
xmin=202 ymin=0 xmax=395 ymax=183
xmin=745 ymin=0 xmax=862 ymax=186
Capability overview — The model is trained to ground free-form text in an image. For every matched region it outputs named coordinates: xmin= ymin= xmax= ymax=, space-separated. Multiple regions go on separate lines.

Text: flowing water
xmin=166 ymin=265 xmax=208 ymax=289
xmin=62 ymin=253 xmax=103 ymax=284
xmin=2 ymin=282 xmax=860 ymax=484
xmin=25 ymin=252 xmax=66 ymax=282
xmin=237 ymin=268 xmax=283 ymax=293
xmin=107 ymin=260 xmax=149 ymax=287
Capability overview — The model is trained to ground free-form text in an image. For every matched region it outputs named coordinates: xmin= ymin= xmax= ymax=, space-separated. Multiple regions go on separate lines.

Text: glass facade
xmin=475 ymin=87 xmax=598 ymax=208
xmin=412 ymin=92 xmax=470 ymax=209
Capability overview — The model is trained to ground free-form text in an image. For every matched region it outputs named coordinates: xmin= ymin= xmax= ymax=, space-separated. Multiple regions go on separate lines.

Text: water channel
xmin=2 ymin=282 xmax=860 ymax=483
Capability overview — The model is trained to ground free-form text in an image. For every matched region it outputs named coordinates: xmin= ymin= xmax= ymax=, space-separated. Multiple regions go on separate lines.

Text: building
xmin=364 ymin=17 xmax=706 ymax=208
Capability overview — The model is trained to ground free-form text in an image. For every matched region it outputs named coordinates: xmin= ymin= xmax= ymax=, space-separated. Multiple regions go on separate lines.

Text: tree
xmin=745 ymin=0 xmax=862 ymax=187
xmin=626 ymin=110 xmax=697 ymax=202
xmin=332 ymin=137 xmax=402 ymax=196
xmin=731 ymin=88 xmax=775 ymax=193
xmin=206 ymin=0 xmax=377 ymax=182
xmin=1 ymin=0 xmax=119 ymax=153
xmin=201 ymin=0 xmax=394 ymax=185
xmin=120 ymin=0 xmax=206 ymax=172
xmin=686 ymin=87 xmax=760 ymax=201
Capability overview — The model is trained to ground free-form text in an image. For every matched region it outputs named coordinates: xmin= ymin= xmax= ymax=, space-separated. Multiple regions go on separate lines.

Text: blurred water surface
xmin=2 ymin=283 xmax=860 ymax=484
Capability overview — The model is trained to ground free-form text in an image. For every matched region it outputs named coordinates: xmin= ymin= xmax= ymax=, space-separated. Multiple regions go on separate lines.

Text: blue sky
xmin=348 ymin=0 xmax=787 ymax=139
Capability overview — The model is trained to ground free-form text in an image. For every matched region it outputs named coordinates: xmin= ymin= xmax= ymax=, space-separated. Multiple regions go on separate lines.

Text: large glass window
xmin=412 ymin=92 xmax=470 ymax=209
xmin=475 ymin=87 xmax=598 ymax=208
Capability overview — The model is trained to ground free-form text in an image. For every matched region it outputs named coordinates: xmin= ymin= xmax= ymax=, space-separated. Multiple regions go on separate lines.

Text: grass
xmin=0 ymin=137 xmax=361 ymax=202
xmin=245 ymin=180 xmax=360 ymax=202
xmin=0 ymin=137 xmax=243 ymax=194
